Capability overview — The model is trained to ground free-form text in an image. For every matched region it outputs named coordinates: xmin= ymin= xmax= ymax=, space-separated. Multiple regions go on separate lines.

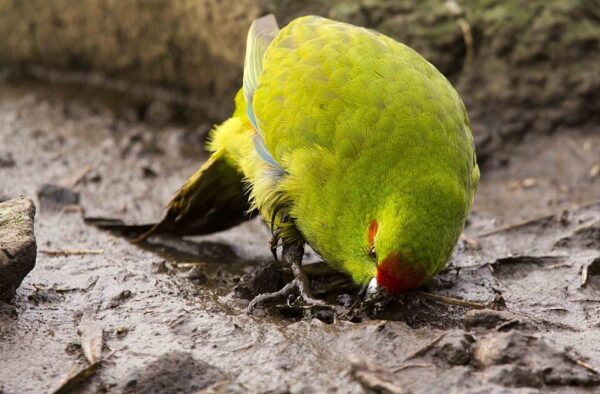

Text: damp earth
xmin=0 ymin=77 xmax=600 ymax=393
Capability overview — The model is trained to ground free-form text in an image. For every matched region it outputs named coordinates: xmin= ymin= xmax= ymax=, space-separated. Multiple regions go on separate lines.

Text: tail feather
xmin=135 ymin=149 xmax=253 ymax=242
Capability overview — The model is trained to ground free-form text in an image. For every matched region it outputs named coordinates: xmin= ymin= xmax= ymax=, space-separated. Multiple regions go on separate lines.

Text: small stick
xmin=40 ymin=249 xmax=104 ymax=256
xmin=416 ymin=291 xmax=487 ymax=309
xmin=392 ymin=363 xmax=433 ymax=373
xmin=575 ymin=359 xmax=599 ymax=375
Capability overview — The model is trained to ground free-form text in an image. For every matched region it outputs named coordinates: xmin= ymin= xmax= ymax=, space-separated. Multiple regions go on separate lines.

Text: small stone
xmin=0 ymin=197 xmax=37 ymax=301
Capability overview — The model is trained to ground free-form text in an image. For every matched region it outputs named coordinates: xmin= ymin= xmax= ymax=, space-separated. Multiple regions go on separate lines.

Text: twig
xmin=403 ymin=332 xmax=446 ymax=361
xmin=40 ymin=249 xmax=104 ymax=256
xmin=575 ymin=359 xmax=599 ymax=375
xmin=416 ymin=291 xmax=487 ymax=310
xmin=392 ymin=363 xmax=433 ymax=373
xmin=544 ymin=262 xmax=572 ymax=270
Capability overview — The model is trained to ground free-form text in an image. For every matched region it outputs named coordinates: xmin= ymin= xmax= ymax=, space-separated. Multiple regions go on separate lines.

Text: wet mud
xmin=0 ymin=80 xmax=600 ymax=393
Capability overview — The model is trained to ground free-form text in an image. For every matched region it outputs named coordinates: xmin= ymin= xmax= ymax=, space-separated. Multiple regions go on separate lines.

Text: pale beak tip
xmin=367 ymin=277 xmax=379 ymax=296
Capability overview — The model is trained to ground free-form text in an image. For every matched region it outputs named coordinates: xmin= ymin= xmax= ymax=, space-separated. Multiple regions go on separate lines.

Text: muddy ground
xmin=0 ymin=78 xmax=599 ymax=394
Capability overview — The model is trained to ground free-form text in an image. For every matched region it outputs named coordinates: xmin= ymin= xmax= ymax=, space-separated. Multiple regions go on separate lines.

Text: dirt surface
xmin=0 ymin=80 xmax=600 ymax=393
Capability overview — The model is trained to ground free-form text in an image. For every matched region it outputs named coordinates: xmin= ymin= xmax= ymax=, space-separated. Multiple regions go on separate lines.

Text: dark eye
xmin=368 ymin=246 xmax=377 ymax=261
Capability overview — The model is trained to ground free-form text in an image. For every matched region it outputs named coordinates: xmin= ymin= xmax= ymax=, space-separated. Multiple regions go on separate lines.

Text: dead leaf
xmin=78 ymin=322 xmax=104 ymax=364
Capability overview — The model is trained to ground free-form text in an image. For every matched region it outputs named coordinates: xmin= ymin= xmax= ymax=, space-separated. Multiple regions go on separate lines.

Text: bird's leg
xmin=247 ymin=239 xmax=328 ymax=313
xmin=284 ymin=240 xmax=326 ymax=307
xmin=268 ymin=209 xmax=281 ymax=263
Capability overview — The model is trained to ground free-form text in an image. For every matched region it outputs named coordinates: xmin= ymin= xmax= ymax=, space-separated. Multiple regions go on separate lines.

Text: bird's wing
xmin=243 ymin=14 xmax=279 ymax=134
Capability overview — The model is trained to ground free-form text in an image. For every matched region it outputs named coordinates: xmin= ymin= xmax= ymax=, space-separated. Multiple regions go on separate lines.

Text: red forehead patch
xmin=376 ymin=252 xmax=424 ymax=293
xmin=368 ymin=219 xmax=378 ymax=246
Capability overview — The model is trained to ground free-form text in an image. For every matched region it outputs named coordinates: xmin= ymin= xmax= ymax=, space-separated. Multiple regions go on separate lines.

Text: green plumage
xmin=150 ymin=15 xmax=479 ymax=292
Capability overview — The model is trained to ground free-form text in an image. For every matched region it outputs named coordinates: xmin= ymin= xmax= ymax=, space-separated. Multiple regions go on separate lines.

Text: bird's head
xmin=358 ymin=177 xmax=469 ymax=294
xmin=366 ymin=218 xmax=425 ymax=294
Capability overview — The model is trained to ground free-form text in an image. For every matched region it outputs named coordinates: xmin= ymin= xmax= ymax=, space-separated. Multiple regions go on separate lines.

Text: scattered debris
xmin=0 ymin=197 xmax=37 ymax=301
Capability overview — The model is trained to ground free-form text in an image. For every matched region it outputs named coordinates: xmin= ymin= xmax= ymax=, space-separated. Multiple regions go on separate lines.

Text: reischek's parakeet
xmin=142 ymin=15 xmax=479 ymax=295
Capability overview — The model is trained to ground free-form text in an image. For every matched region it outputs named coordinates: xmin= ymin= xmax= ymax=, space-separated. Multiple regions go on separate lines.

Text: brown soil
xmin=0 ymin=80 xmax=599 ymax=393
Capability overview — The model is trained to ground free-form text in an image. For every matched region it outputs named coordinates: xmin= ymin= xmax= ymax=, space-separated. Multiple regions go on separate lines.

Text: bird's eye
xmin=368 ymin=246 xmax=377 ymax=261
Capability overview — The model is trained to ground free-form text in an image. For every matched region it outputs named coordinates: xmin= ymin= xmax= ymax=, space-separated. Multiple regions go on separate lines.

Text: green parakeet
xmin=143 ymin=15 xmax=479 ymax=294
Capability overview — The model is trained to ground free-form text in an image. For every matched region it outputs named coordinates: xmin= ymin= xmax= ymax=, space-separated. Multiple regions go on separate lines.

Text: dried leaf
xmin=78 ymin=322 xmax=104 ymax=364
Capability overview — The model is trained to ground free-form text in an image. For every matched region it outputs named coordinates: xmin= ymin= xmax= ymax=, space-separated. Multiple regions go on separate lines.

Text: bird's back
xmin=254 ymin=16 xmax=476 ymax=191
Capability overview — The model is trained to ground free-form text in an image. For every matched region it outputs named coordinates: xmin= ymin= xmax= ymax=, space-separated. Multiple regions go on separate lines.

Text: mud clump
xmin=234 ymin=262 xmax=283 ymax=300
xmin=554 ymin=221 xmax=600 ymax=250
xmin=123 ymin=351 xmax=225 ymax=394
xmin=465 ymin=309 xmax=528 ymax=331
xmin=0 ymin=197 xmax=37 ymax=301
xmin=431 ymin=330 xmax=475 ymax=366
xmin=473 ymin=331 xmax=600 ymax=388
xmin=37 ymin=183 xmax=80 ymax=209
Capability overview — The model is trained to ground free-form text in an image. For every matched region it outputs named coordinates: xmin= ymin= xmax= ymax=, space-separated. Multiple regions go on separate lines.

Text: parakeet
xmin=142 ymin=15 xmax=479 ymax=296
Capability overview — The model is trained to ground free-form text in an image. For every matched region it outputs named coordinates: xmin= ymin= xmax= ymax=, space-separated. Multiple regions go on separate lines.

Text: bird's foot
xmin=248 ymin=239 xmax=331 ymax=314
xmin=246 ymin=276 xmax=329 ymax=313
